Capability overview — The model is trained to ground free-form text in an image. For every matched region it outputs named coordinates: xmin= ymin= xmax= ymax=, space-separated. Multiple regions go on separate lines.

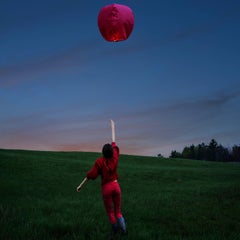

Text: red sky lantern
xmin=98 ymin=3 xmax=134 ymax=42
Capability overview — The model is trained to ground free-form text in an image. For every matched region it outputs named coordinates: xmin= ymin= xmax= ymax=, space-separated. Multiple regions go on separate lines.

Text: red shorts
xmin=101 ymin=180 xmax=123 ymax=224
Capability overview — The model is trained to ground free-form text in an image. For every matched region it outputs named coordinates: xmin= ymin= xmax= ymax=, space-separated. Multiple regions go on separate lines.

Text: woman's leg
xmin=113 ymin=182 xmax=126 ymax=233
xmin=112 ymin=182 xmax=122 ymax=219
xmin=102 ymin=181 xmax=126 ymax=233
xmin=102 ymin=183 xmax=116 ymax=224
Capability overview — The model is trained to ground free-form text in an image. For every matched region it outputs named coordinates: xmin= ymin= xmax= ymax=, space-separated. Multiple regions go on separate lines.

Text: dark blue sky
xmin=1 ymin=0 xmax=240 ymax=156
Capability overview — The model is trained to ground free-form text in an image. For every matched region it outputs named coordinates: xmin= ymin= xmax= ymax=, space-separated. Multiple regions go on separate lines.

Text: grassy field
xmin=0 ymin=149 xmax=240 ymax=240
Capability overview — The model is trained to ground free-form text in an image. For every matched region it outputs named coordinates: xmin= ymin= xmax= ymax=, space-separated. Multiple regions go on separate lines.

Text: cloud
xmin=2 ymin=1 xmax=239 ymax=74
xmin=111 ymin=3 xmax=240 ymax=55
xmin=0 ymin=40 xmax=99 ymax=87
xmin=1 ymin=88 xmax=239 ymax=156
xmin=112 ymin=89 xmax=240 ymax=153
xmin=0 ymin=104 xmax=111 ymax=148
xmin=2 ymin=4 xmax=237 ymax=88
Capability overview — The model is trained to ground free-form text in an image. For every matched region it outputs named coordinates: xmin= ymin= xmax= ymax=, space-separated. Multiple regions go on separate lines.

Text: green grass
xmin=0 ymin=149 xmax=240 ymax=240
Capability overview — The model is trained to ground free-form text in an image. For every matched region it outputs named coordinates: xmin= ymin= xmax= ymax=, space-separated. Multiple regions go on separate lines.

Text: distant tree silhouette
xmin=168 ymin=139 xmax=239 ymax=162
xmin=195 ymin=143 xmax=207 ymax=160
xmin=182 ymin=145 xmax=196 ymax=159
xmin=215 ymin=144 xmax=230 ymax=162
xmin=170 ymin=150 xmax=182 ymax=158
xmin=206 ymin=139 xmax=218 ymax=161
xmin=231 ymin=145 xmax=240 ymax=162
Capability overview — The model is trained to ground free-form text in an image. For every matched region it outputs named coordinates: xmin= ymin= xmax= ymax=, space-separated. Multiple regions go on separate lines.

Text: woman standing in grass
xmin=76 ymin=120 xmax=126 ymax=235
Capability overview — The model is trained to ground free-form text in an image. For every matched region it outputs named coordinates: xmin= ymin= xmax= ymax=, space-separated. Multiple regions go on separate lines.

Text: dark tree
xmin=195 ymin=143 xmax=207 ymax=160
xmin=157 ymin=153 xmax=164 ymax=158
xmin=167 ymin=139 xmax=239 ymax=162
xmin=231 ymin=145 xmax=240 ymax=162
xmin=215 ymin=144 xmax=230 ymax=162
xmin=182 ymin=145 xmax=195 ymax=159
xmin=170 ymin=150 xmax=182 ymax=158
xmin=206 ymin=139 xmax=218 ymax=161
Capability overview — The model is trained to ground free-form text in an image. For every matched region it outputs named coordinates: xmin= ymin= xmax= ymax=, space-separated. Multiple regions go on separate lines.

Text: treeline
xmin=169 ymin=139 xmax=240 ymax=162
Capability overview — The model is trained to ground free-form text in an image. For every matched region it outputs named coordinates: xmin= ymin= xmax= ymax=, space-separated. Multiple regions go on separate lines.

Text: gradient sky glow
xmin=1 ymin=0 xmax=240 ymax=157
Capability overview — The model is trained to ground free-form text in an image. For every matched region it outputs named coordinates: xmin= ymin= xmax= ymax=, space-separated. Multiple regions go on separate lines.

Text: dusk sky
xmin=1 ymin=0 xmax=240 ymax=157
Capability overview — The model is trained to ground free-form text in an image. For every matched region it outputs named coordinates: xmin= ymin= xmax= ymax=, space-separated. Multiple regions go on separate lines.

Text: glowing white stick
xmin=76 ymin=177 xmax=88 ymax=192
xmin=110 ymin=119 xmax=115 ymax=142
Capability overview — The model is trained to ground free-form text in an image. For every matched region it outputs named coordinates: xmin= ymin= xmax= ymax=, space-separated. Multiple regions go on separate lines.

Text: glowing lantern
xmin=98 ymin=4 xmax=134 ymax=42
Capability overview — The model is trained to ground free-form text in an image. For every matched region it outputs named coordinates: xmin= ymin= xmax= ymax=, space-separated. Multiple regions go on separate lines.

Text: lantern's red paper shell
xmin=98 ymin=4 xmax=134 ymax=42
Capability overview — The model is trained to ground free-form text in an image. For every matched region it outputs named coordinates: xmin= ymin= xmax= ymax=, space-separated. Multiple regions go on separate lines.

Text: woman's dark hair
xmin=102 ymin=143 xmax=113 ymax=159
